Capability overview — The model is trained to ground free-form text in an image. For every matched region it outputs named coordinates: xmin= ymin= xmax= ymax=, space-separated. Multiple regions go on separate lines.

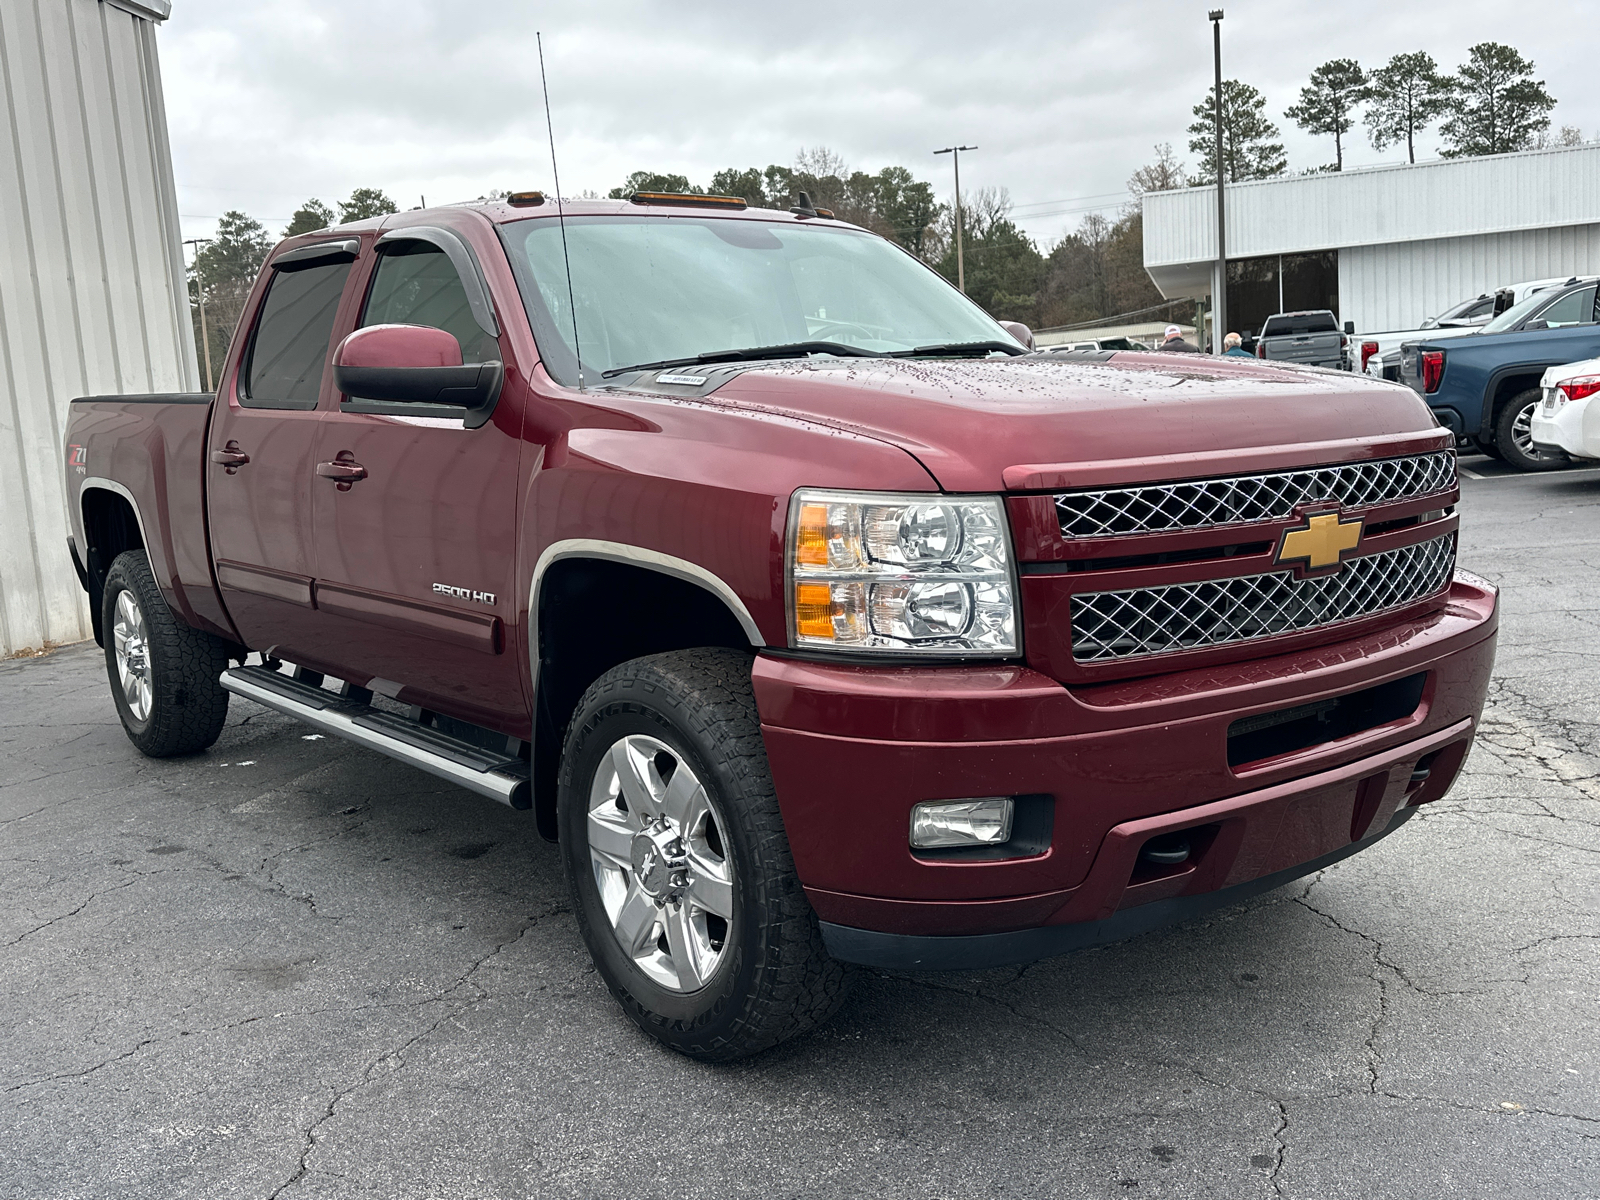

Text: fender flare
xmin=526 ymin=539 xmax=766 ymax=697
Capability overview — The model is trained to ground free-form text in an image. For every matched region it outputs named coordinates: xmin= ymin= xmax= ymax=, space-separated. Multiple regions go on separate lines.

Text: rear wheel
xmin=1494 ymin=388 xmax=1567 ymax=471
xmin=557 ymin=648 xmax=848 ymax=1060
xmin=103 ymin=550 xmax=230 ymax=756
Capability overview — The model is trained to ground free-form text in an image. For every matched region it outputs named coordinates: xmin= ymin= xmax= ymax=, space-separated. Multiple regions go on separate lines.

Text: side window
xmin=1535 ymin=285 xmax=1597 ymax=329
xmin=242 ymin=259 xmax=353 ymax=409
xmin=360 ymin=242 xmax=500 ymax=364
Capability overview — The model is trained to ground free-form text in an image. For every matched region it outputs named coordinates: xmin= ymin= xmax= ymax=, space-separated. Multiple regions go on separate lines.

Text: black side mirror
xmin=1343 ymin=320 xmax=1355 ymax=335
xmin=999 ymin=320 xmax=1036 ymax=350
xmin=332 ymin=325 xmax=505 ymax=429
xmin=1523 ymin=319 xmax=1549 ymax=332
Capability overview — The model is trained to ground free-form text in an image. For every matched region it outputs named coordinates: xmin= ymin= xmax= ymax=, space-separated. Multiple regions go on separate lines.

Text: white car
xmin=1530 ymin=356 xmax=1600 ymax=461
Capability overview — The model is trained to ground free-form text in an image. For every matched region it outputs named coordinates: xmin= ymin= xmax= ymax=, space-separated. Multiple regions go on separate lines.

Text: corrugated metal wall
xmin=1340 ymin=223 xmax=1600 ymax=333
xmin=1145 ymin=143 xmax=1600 ymax=272
xmin=0 ymin=0 xmax=194 ymax=657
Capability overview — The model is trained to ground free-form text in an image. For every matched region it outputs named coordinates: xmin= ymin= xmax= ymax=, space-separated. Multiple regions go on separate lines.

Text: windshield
xmin=1479 ymin=289 xmax=1557 ymax=335
xmin=499 ymin=215 xmax=1014 ymax=384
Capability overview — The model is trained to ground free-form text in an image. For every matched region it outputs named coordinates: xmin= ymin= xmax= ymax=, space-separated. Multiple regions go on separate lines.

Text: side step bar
xmin=220 ymin=665 xmax=530 ymax=809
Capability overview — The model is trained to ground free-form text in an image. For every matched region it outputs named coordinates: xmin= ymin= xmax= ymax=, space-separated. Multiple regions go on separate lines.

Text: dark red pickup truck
xmin=64 ymin=193 xmax=1497 ymax=1060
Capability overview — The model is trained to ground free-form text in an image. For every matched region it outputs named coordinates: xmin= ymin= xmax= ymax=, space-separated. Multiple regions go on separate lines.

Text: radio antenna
xmin=537 ymin=31 xmax=584 ymax=391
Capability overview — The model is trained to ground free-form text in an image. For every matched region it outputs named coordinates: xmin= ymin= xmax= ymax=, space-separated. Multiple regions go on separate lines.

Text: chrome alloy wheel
xmin=112 ymin=590 xmax=153 ymax=722
xmin=1511 ymin=399 xmax=1563 ymax=462
xmin=585 ymin=734 xmax=734 ymax=991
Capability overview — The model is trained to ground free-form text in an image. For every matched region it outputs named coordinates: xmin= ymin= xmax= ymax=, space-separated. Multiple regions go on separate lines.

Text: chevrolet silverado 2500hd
xmin=63 ymin=192 xmax=1498 ymax=1060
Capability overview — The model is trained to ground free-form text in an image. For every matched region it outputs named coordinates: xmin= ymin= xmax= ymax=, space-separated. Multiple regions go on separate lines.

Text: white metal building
xmin=1143 ymin=143 xmax=1600 ymax=338
xmin=0 ymin=0 xmax=194 ymax=658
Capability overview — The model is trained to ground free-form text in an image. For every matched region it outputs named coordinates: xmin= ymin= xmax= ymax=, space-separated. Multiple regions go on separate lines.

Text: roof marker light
xmin=629 ymin=192 xmax=748 ymax=210
xmin=506 ymin=191 xmax=545 ymax=207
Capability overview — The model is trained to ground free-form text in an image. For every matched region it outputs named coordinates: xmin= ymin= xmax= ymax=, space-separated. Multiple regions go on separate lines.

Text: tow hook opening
xmin=1131 ymin=823 xmax=1222 ymax=886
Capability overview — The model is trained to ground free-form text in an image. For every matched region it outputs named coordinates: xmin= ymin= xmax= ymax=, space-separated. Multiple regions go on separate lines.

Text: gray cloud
xmin=163 ymin=0 xmax=1599 ymax=245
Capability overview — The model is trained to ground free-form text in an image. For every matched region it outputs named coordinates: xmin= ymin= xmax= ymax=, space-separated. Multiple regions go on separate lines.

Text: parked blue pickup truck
xmin=1401 ymin=277 xmax=1600 ymax=470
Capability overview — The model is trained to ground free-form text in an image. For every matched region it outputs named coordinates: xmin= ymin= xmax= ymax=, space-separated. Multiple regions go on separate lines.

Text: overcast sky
xmin=162 ymin=0 xmax=1600 ymax=249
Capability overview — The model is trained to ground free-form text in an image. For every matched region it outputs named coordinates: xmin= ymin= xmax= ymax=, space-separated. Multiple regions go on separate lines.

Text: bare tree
xmin=1127 ymin=144 xmax=1186 ymax=200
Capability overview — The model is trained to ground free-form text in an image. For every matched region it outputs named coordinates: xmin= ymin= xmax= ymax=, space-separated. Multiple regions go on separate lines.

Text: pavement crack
xmin=2 ymin=877 xmax=139 ymax=947
xmin=1268 ymin=1100 xmax=1289 ymax=1197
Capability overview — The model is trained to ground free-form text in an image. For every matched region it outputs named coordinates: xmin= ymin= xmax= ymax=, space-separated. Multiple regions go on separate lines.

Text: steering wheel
xmin=807 ymin=319 xmax=882 ymax=343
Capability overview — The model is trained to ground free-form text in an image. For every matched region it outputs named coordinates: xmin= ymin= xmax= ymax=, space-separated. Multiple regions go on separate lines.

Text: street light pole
xmin=1209 ymin=9 xmax=1227 ymax=355
xmin=183 ymin=237 xmax=214 ymax=391
xmin=934 ymin=145 xmax=977 ymax=293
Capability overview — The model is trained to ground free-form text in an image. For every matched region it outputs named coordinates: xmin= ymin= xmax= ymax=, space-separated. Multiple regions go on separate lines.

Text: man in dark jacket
xmin=1156 ymin=323 xmax=1201 ymax=353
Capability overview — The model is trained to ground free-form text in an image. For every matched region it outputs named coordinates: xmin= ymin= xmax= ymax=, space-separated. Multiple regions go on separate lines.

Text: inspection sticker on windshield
xmin=657 ymin=373 xmax=708 ymax=385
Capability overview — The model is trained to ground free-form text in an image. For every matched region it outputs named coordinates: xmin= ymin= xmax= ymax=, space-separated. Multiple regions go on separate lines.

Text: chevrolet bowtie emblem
xmin=1276 ymin=511 xmax=1364 ymax=571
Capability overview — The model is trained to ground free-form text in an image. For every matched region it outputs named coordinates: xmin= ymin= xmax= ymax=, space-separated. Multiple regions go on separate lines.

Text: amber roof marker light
xmin=506 ymin=191 xmax=545 ymax=207
xmin=628 ymin=192 xmax=749 ymax=210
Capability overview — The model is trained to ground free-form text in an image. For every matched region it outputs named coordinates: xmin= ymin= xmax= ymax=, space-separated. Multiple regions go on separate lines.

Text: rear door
xmin=207 ymin=241 xmax=359 ymax=660
xmin=305 ymin=226 xmax=528 ymax=731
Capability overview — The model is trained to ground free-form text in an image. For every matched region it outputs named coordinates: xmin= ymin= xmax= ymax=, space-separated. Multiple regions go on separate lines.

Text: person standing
xmin=1156 ymin=324 xmax=1201 ymax=353
xmin=1223 ymin=332 xmax=1253 ymax=357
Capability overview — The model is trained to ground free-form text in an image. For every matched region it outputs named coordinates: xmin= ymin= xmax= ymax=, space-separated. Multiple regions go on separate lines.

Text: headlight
xmin=786 ymin=489 xmax=1017 ymax=655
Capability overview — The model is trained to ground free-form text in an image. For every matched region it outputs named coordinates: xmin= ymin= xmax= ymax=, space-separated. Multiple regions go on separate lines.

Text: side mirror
xmin=999 ymin=320 xmax=1035 ymax=350
xmin=1343 ymin=320 xmax=1355 ymax=335
xmin=1523 ymin=319 xmax=1549 ymax=332
xmin=332 ymin=324 xmax=504 ymax=429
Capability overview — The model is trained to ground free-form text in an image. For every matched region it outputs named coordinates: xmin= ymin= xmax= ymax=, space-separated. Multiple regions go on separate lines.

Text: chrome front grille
xmin=1069 ymin=533 xmax=1457 ymax=663
xmin=1055 ymin=452 xmax=1456 ymax=539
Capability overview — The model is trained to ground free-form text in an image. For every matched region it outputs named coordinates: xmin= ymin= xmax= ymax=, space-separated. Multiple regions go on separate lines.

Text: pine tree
xmin=1363 ymin=52 xmax=1453 ymax=163
xmin=1285 ymin=59 xmax=1368 ymax=171
xmin=1440 ymin=43 xmax=1555 ymax=157
xmin=1187 ymin=80 xmax=1288 ymax=183
xmin=337 ymin=187 xmax=398 ymax=223
xmin=284 ymin=198 xmax=335 ymax=238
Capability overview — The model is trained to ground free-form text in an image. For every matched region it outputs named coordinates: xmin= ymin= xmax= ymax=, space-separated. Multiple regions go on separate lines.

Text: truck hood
xmin=677 ymin=352 xmax=1445 ymax=492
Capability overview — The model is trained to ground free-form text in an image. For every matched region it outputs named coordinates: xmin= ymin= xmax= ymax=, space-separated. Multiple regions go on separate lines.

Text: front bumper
xmin=1530 ymin=395 xmax=1599 ymax=460
xmin=755 ymin=572 xmax=1498 ymax=968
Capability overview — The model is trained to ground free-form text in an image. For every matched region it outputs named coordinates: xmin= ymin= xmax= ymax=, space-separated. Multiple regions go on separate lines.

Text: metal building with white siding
xmin=0 ymin=0 xmax=194 ymax=658
xmin=1142 ymin=143 xmax=1600 ymax=339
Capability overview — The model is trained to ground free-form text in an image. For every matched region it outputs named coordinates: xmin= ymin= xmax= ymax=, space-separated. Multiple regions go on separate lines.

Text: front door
xmin=307 ymin=233 xmax=527 ymax=732
xmin=207 ymin=246 xmax=357 ymax=662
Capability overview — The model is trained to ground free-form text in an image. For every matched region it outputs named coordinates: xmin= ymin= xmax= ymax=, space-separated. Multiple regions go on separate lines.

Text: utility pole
xmin=1209 ymin=10 xmax=1227 ymax=355
xmin=183 ymin=238 xmax=214 ymax=391
xmin=934 ymin=145 xmax=977 ymax=293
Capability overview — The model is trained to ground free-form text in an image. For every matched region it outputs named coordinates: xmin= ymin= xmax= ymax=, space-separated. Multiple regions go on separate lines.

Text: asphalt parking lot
xmin=2 ymin=456 xmax=1597 ymax=1200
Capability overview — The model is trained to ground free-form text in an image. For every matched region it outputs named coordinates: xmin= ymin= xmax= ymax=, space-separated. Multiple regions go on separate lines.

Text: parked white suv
xmin=1530 ymin=356 xmax=1600 ymax=461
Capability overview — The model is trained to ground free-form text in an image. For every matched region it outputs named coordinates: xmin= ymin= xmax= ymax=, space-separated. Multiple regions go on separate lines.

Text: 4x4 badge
xmin=1276 ymin=511 xmax=1364 ymax=571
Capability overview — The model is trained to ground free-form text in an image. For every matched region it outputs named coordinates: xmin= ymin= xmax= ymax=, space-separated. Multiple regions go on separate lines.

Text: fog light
xmin=910 ymin=798 xmax=1014 ymax=848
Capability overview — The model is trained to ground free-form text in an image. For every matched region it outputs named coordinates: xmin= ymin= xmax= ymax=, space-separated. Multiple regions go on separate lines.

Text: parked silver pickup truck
xmin=1253 ymin=310 xmax=1346 ymax=369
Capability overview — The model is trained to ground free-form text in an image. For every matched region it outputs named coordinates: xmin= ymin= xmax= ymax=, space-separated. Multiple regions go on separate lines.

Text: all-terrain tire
xmin=103 ymin=550 xmax=230 ymax=756
xmin=557 ymin=647 xmax=849 ymax=1061
xmin=1494 ymin=388 xmax=1567 ymax=471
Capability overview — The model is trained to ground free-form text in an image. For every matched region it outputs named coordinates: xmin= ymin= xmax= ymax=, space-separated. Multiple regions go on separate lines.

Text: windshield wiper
xmin=888 ymin=340 xmax=1029 ymax=358
xmin=601 ymin=341 xmax=886 ymax=379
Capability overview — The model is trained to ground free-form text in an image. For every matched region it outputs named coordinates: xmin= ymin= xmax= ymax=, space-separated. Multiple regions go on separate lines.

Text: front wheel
xmin=557 ymin=648 xmax=849 ymax=1060
xmin=1494 ymin=388 xmax=1567 ymax=471
xmin=102 ymin=550 xmax=230 ymax=756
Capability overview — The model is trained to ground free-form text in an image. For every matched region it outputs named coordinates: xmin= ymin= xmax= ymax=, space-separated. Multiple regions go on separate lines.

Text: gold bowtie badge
xmin=1276 ymin=511 xmax=1364 ymax=571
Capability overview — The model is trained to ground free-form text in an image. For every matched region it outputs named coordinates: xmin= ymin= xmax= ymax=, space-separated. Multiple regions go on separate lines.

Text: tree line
xmin=188 ymin=187 xmax=399 ymax=383
xmin=1191 ymin=41 xmax=1568 ymax=182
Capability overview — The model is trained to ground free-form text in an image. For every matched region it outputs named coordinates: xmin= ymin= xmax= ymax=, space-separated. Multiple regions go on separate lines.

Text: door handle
xmin=316 ymin=455 xmax=368 ymax=491
xmin=211 ymin=441 xmax=249 ymax=473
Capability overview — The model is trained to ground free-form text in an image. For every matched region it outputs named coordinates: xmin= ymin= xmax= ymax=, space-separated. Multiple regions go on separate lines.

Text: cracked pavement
xmin=1 ymin=457 xmax=1596 ymax=1198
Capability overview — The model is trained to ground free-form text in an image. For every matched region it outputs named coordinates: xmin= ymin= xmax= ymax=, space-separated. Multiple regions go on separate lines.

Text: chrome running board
xmin=220 ymin=665 xmax=530 ymax=809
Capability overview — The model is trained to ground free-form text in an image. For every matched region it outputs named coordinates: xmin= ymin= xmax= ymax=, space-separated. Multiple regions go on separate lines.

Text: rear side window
xmin=360 ymin=242 xmax=500 ymax=363
xmin=1535 ymin=284 xmax=1598 ymax=329
xmin=243 ymin=260 xmax=353 ymax=409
